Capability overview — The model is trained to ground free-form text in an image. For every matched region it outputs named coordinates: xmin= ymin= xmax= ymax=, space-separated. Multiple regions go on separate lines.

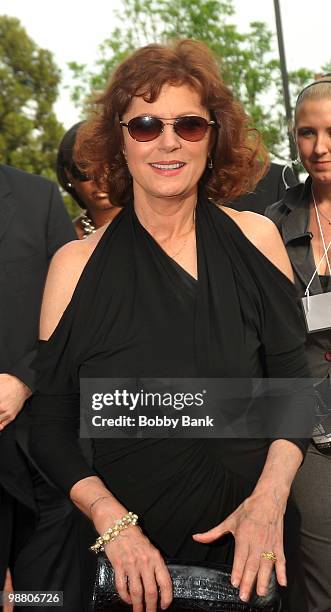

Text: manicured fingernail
xmin=231 ymin=579 xmax=239 ymax=588
xmin=240 ymin=592 xmax=249 ymax=602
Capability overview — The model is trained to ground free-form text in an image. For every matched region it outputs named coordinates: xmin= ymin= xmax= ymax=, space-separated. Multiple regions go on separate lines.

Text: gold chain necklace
xmin=168 ymin=209 xmax=196 ymax=259
xmin=80 ymin=211 xmax=96 ymax=238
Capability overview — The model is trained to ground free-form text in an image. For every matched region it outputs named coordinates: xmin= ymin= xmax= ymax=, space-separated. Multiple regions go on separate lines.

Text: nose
xmin=157 ymin=123 xmax=181 ymax=151
xmin=314 ymin=132 xmax=330 ymax=156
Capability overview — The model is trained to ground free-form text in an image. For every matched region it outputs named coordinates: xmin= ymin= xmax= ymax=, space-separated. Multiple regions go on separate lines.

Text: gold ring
xmin=261 ymin=551 xmax=277 ymax=562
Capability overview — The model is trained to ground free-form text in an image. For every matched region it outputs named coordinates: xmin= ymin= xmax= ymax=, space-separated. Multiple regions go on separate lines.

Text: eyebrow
xmin=297 ymin=125 xmax=331 ymax=129
xmin=132 ymin=112 xmax=207 ymax=118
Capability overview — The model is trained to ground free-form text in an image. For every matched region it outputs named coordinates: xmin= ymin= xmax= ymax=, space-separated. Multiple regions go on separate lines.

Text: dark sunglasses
xmin=120 ymin=115 xmax=217 ymax=142
xmin=70 ymin=162 xmax=91 ymax=182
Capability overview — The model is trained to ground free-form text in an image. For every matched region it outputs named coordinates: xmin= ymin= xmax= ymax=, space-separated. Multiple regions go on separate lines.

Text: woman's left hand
xmin=192 ymin=488 xmax=287 ymax=602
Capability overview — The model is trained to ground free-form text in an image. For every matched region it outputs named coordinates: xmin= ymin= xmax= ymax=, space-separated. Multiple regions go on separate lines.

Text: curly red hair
xmin=75 ymin=39 xmax=268 ymax=206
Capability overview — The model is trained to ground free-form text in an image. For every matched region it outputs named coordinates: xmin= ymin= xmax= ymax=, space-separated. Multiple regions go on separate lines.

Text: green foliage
xmin=0 ymin=16 xmax=64 ymax=179
xmin=320 ymin=62 xmax=331 ymax=77
xmin=68 ymin=0 xmax=329 ymax=160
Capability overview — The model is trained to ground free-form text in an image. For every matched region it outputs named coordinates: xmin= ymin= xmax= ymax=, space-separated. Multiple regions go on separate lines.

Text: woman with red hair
xmin=30 ymin=40 xmax=312 ymax=611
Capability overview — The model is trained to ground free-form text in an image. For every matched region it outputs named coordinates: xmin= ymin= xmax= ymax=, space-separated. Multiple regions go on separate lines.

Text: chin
xmin=92 ymin=202 xmax=112 ymax=210
xmin=312 ymin=173 xmax=331 ymax=185
xmin=151 ymin=185 xmax=198 ymax=199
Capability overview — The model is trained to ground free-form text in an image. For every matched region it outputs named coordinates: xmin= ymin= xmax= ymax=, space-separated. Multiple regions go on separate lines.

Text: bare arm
xmin=194 ymin=439 xmax=301 ymax=600
xmin=221 ymin=208 xmax=294 ymax=282
xmin=69 ymin=474 xmax=172 ymax=611
xmin=194 ymin=210 xmax=302 ymax=601
xmin=38 ymin=233 xmax=172 ymax=612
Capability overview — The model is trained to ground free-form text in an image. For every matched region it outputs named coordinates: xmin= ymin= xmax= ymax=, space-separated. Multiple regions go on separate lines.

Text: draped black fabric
xmin=30 ymin=195 xmax=311 ymax=561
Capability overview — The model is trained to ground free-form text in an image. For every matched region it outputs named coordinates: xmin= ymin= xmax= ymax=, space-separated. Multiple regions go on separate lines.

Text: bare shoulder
xmin=40 ymin=224 xmax=109 ymax=340
xmin=220 ymin=206 xmax=294 ymax=282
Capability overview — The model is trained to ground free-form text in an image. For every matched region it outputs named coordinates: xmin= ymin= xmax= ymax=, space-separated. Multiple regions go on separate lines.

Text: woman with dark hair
xmin=266 ymin=76 xmax=331 ymax=612
xmin=30 ymin=40 xmax=312 ymax=611
xmin=56 ymin=121 xmax=118 ymax=239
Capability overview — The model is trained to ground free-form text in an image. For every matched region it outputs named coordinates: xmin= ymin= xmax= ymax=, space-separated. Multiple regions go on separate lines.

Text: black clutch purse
xmin=92 ymin=554 xmax=281 ymax=611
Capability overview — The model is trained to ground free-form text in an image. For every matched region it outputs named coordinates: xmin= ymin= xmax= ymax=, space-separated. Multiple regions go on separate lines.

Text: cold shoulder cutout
xmin=30 ymin=193 xmax=313 ymax=558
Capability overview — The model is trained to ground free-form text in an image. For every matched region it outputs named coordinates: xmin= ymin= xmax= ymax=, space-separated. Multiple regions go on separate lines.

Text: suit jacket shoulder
xmin=0 ymin=164 xmax=59 ymax=216
xmin=0 ymin=164 xmax=76 ymax=256
xmin=0 ymin=164 xmax=76 ymax=388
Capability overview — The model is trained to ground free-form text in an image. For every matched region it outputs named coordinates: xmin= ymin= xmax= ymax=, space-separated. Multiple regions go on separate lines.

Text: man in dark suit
xmin=230 ymin=162 xmax=299 ymax=214
xmin=0 ymin=164 xmax=88 ymax=610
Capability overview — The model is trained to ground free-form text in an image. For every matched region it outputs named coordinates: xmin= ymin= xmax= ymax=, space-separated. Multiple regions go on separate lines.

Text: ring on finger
xmin=261 ymin=551 xmax=277 ymax=562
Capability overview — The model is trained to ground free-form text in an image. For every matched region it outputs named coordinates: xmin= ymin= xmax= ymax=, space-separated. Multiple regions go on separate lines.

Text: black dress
xmin=30 ymin=195 xmax=311 ymax=563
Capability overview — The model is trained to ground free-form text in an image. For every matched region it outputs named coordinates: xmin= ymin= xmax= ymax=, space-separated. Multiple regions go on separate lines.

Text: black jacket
xmin=266 ymin=177 xmax=331 ymax=380
xmin=0 ymin=164 xmax=76 ymax=509
xmin=231 ymin=162 xmax=299 ymax=214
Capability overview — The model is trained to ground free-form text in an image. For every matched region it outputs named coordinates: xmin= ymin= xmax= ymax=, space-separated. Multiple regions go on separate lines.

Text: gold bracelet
xmin=89 ymin=496 xmax=112 ymax=515
xmin=90 ymin=511 xmax=139 ymax=553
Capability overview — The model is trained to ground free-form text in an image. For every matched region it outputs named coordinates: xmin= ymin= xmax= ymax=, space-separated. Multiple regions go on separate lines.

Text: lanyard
xmin=305 ymin=188 xmax=331 ymax=309
xmin=312 ymin=186 xmax=331 ymax=275
xmin=305 ymin=240 xmax=331 ymax=309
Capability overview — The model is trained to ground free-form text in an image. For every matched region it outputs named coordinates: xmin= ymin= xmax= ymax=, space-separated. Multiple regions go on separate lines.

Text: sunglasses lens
xmin=70 ymin=163 xmax=90 ymax=182
xmin=125 ymin=116 xmax=212 ymax=142
xmin=175 ymin=117 xmax=209 ymax=141
xmin=128 ymin=117 xmax=163 ymax=142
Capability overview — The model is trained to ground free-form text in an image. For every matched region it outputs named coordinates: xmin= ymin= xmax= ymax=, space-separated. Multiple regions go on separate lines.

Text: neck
xmin=311 ymin=180 xmax=331 ymax=207
xmin=133 ymin=189 xmax=197 ymax=241
xmin=86 ymin=207 xmax=115 ymax=229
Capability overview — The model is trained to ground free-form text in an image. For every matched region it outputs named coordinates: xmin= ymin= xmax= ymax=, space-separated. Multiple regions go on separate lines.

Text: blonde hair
xmin=295 ymin=77 xmax=331 ymax=124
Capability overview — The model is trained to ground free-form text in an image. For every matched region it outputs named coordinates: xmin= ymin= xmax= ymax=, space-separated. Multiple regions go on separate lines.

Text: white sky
xmin=1 ymin=0 xmax=330 ymax=128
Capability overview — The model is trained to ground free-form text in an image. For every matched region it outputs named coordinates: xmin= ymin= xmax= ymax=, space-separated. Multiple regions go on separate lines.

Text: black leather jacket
xmin=266 ymin=177 xmax=331 ymax=381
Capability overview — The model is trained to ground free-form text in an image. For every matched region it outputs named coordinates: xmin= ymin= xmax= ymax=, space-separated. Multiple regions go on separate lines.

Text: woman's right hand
xmin=105 ymin=524 xmax=173 ymax=611
xmin=91 ymin=497 xmax=173 ymax=612
xmin=70 ymin=478 xmax=173 ymax=610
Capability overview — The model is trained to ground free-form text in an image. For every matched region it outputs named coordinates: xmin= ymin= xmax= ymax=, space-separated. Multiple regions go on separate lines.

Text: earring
xmin=208 ymin=156 xmax=213 ymax=170
xmin=67 ymin=182 xmax=73 ymax=188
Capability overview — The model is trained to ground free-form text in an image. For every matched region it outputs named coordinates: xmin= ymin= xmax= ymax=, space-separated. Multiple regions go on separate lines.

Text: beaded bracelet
xmin=90 ymin=511 xmax=139 ymax=553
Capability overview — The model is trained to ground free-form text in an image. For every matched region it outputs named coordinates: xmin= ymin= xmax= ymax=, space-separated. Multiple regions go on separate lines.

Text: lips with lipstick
xmin=93 ymin=191 xmax=110 ymax=199
xmin=149 ymin=161 xmax=186 ymax=174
